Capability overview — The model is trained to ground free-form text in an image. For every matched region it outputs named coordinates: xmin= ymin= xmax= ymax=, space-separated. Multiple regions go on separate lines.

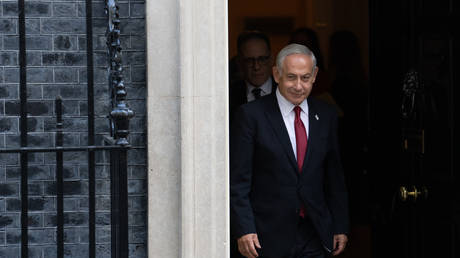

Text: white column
xmin=146 ymin=0 xmax=229 ymax=257
xmin=146 ymin=0 xmax=181 ymax=257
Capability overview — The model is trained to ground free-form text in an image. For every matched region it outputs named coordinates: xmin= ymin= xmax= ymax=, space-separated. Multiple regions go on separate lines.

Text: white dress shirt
xmin=276 ymin=88 xmax=309 ymax=159
xmin=246 ymin=77 xmax=273 ymax=102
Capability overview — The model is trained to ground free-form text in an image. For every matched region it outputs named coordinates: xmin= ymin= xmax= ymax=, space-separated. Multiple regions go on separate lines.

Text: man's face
xmin=239 ymin=39 xmax=273 ymax=87
xmin=273 ymin=54 xmax=318 ymax=105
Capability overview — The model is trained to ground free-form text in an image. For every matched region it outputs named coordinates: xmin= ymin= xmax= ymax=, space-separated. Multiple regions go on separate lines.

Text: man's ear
xmin=311 ymin=67 xmax=319 ymax=83
xmin=272 ymin=66 xmax=280 ymax=83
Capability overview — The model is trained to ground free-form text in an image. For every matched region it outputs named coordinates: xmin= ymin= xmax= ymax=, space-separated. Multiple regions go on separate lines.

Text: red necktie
xmin=294 ymin=106 xmax=307 ymax=171
xmin=294 ymin=106 xmax=307 ymax=217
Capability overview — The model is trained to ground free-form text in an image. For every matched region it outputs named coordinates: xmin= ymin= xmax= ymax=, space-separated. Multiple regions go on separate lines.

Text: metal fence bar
xmin=110 ymin=148 xmax=129 ymax=258
xmin=55 ymin=97 xmax=64 ymax=258
xmin=88 ymin=153 xmax=96 ymax=258
xmin=110 ymin=149 xmax=119 ymax=257
xmin=117 ymin=149 xmax=129 ymax=258
xmin=0 ymin=145 xmax=131 ymax=153
xmin=106 ymin=0 xmax=134 ymax=257
xmin=18 ymin=0 xmax=28 ymax=254
xmin=85 ymin=0 xmax=96 ymax=255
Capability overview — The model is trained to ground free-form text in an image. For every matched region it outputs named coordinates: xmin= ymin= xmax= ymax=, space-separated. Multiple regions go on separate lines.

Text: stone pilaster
xmin=146 ymin=0 xmax=229 ymax=257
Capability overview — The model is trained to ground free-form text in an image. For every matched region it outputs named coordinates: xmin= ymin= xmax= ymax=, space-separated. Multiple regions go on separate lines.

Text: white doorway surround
xmin=146 ymin=0 xmax=229 ymax=257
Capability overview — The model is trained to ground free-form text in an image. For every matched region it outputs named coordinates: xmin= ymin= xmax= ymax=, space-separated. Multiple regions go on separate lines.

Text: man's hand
xmin=332 ymin=234 xmax=348 ymax=256
xmin=237 ymin=233 xmax=261 ymax=258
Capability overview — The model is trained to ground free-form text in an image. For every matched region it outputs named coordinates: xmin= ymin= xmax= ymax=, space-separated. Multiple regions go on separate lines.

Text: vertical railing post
xmin=109 ymin=136 xmax=132 ymax=258
xmin=18 ymin=0 xmax=28 ymax=254
xmin=85 ymin=0 xmax=96 ymax=255
xmin=55 ymin=96 xmax=64 ymax=258
xmin=109 ymin=147 xmax=129 ymax=258
xmin=106 ymin=0 xmax=134 ymax=257
xmin=109 ymin=149 xmax=119 ymax=257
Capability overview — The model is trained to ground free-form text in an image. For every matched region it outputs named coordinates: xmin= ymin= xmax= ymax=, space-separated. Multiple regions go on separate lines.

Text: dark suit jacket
xmin=229 ymin=79 xmax=277 ymax=123
xmin=230 ymin=93 xmax=349 ymax=257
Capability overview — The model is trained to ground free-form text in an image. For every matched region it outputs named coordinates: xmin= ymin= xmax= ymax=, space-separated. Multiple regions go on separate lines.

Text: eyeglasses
xmin=242 ymin=55 xmax=271 ymax=67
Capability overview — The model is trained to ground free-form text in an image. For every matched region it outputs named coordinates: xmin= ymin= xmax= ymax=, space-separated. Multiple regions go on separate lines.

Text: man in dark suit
xmin=229 ymin=31 xmax=277 ymax=121
xmin=230 ymin=31 xmax=279 ymax=258
xmin=230 ymin=44 xmax=349 ymax=258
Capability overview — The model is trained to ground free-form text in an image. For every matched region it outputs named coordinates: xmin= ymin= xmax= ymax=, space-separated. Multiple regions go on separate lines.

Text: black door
xmin=369 ymin=1 xmax=458 ymax=257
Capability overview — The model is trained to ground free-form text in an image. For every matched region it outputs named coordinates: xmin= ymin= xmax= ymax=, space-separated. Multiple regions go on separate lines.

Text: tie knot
xmin=252 ymin=88 xmax=262 ymax=99
xmin=294 ymin=106 xmax=302 ymax=117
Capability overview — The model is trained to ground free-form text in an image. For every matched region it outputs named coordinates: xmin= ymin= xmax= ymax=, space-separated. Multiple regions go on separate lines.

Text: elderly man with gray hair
xmin=230 ymin=43 xmax=349 ymax=258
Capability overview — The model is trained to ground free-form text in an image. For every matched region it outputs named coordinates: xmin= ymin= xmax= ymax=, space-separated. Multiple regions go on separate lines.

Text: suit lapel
xmin=302 ymin=97 xmax=319 ymax=174
xmin=239 ymin=82 xmax=248 ymax=104
xmin=264 ymin=95 xmax=298 ymax=173
xmin=270 ymin=77 xmax=278 ymax=93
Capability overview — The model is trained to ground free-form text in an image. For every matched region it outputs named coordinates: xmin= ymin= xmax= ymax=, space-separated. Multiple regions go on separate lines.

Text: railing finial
xmin=106 ymin=0 xmax=134 ymax=145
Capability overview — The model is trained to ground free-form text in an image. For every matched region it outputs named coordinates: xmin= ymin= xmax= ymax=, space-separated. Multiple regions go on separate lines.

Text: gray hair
xmin=276 ymin=43 xmax=317 ymax=74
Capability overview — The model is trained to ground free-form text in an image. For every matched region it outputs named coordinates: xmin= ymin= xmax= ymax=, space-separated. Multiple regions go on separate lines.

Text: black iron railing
xmin=0 ymin=0 xmax=134 ymax=257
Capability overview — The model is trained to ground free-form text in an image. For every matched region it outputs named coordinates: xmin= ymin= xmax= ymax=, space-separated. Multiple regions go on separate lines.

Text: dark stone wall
xmin=0 ymin=0 xmax=146 ymax=257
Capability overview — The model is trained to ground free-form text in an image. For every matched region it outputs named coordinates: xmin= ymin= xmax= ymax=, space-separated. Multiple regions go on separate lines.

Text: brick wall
xmin=0 ymin=0 xmax=146 ymax=257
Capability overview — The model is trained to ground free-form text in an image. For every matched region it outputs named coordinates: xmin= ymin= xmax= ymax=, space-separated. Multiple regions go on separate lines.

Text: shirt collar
xmin=246 ymin=77 xmax=272 ymax=95
xmin=276 ymin=88 xmax=309 ymax=117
